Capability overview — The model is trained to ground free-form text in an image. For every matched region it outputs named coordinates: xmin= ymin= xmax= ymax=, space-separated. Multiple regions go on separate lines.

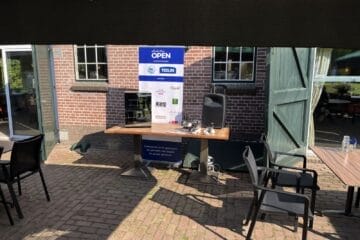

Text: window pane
xmin=214 ymin=63 xmax=226 ymax=79
xmin=242 ymin=47 xmax=254 ymax=61
xmin=78 ymin=64 xmax=86 ymax=79
xmin=227 ymin=63 xmax=240 ymax=80
xmin=77 ymin=47 xmax=85 ymax=63
xmin=87 ymin=64 xmax=97 ymax=79
xmin=240 ymin=63 xmax=253 ymax=80
xmin=328 ymin=49 xmax=360 ymax=76
xmin=214 ymin=47 xmax=226 ymax=61
xmin=86 ymin=47 xmax=96 ymax=62
xmin=98 ymin=64 xmax=108 ymax=79
xmin=228 ymin=47 xmax=240 ymax=61
xmin=97 ymin=47 xmax=107 ymax=62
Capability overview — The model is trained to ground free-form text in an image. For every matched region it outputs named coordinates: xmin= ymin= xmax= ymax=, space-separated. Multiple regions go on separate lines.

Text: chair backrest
xmin=0 ymin=146 xmax=3 ymax=158
xmin=243 ymin=146 xmax=259 ymax=186
xmin=10 ymin=134 xmax=44 ymax=177
xmin=260 ymin=133 xmax=275 ymax=167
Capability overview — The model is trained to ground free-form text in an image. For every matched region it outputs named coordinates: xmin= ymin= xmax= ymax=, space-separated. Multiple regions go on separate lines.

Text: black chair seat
xmin=261 ymin=134 xmax=319 ymax=231
xmin=275 ymin=172 xmax=320 ymax=190
xmin=0 ymin=134 xmax=50 ymax=220
xmin=261 ymin=191 xmax=313 ymax=217
xmin=0 ymin=164 xmax=10 ymax=181
xmin=0 ymin=148 xmax=14 ymax=225
xmin=243 ymin=146 xmax=311 ymax=240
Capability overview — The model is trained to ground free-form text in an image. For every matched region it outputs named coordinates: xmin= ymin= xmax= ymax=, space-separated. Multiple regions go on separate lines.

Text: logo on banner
xmin=160 ymin=67 xmax=176 ymax=74
xmin=155 ymin=89 xmax=165 ymax=96
xmin=170 ymin=85 xmax=180 ymax=90
xmin=156 ymin=102 xmax=167 ymax=107
xmin=147 ymin=65 xmax=156 ymax=74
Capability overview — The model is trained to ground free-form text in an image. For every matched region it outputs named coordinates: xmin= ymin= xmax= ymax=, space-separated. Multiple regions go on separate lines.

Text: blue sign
xmin=142 ymin=139 xmax=182 ymax=163
xmin=139 ymin=46 xmax=184 ymax=82
xmin=139 ymin=47 xmax=184 ymax=64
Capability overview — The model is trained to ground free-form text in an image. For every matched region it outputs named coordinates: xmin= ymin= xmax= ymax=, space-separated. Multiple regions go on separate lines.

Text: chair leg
xmin=302 ymin=215 xmax=309 ymax=240
xmin=294 ymin=216 xmax=298 ymax=232
xmin=244 ymin=199 xmax=255 ymax=226
xmin=309 ymin=189 xmax=316 ymax=229
xmin=0 ymin=186 xmax=14 ymax=225
xmin=17 ymin=176 xmax=21 ymax=196
xmin=39 ymin=168 xmax=50 ymax=201
xmin=6 ymin=182 xmax=23 ymax=219
xmin=246 ymin=204 xmax=260 ymax=240
xmin=301 ymin=208 xmax=309 ymax=240
xmin=355 ymin=188 xmax=360 ymax=208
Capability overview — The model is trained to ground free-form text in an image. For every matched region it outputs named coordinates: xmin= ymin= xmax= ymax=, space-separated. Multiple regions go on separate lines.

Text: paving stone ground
xmin=0 ymin=143 xmax=360 ymax=240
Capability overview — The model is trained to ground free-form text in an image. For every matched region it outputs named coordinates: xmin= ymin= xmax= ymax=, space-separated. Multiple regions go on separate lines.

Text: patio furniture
xmin=356 ymin=188 xmax=360 ymax=208
xmin=0 ymin=146 xmax=14 ymax=225
xmin=243 ymin=146 xmax=312 ymax=240
xmin=311 ymin=146 xmax=360 ymax=216
xmin=0 ymin=184 xmax=13 ymax=225
xmin=261 ymin=136 xmax=319 ymax=227
xmin=105 ymin=123 xmax=230 ymax=183
xmin=0 ymin=134 xmax=50 ymax=219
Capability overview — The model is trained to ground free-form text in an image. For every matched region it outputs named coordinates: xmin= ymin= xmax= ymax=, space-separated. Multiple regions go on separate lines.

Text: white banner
xmin=139 ymin=46 xmax=185 ymax=162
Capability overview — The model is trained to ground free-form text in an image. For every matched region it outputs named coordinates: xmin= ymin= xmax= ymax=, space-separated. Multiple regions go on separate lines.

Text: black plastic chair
xmin=260 ymin=135 xmax=319 ymax=228
xmin=0 ymin=146 xmax=14 ymax=225
xmin=0 ymin=134 xmax=50 ymax=219
xmin=243 ymin=146 xmax=312 ymax=240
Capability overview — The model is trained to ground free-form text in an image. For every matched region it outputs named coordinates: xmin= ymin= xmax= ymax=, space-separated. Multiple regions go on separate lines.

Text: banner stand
xmin=139 ymin=46 xmax=185 ymax=164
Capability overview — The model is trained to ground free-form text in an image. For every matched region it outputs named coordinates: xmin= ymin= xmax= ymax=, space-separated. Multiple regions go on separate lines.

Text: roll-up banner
xmin=139 ymin=46 xmax=185 ymax=163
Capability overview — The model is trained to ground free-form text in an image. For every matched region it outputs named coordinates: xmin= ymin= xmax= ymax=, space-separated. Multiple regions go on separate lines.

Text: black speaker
xmin=202 ymin=93 xmax=226 ymax=129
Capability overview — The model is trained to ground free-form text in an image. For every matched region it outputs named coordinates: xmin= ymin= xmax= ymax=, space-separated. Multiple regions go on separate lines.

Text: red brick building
xmin=52 ymin=45 xmax=268 ymax=142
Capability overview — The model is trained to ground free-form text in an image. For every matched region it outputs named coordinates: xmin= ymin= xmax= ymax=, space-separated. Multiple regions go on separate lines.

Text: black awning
xmin=1 ymin=0 xmax=359 ymax=47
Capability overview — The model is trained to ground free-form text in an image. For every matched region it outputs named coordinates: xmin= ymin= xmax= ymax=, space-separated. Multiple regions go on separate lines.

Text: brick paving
xmin=0 ymin=143 xmax=360 ymax=239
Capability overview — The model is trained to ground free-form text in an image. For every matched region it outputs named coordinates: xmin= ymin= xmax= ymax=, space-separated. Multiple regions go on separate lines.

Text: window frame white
xmin=74 ymin=44 xmax=108 ymax=81
xmin=314 ymin=48 xmax=360 ymax=83
xmin=212 ymin=46 xmax=256 ymax=83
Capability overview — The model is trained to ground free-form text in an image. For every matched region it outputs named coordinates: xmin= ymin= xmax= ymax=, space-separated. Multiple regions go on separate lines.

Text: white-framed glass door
xmin=0 ymin=45 xmax=40 ymax=140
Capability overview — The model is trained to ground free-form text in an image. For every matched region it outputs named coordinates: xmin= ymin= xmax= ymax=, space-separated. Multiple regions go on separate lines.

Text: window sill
xmin=70 ymin=82 xmax=109 ymax=92
xmin=212 ymin=83 xmax=257 ymax=94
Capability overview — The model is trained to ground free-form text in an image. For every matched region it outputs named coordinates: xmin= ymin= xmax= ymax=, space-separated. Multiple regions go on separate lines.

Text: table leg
xmin=355 ymin=187 xmax=360 ymax=208
xmin=199 ymin=138 xmax=208 ymax=175
xmin=320 ymin=186 xmax=359 ymax=217
xmin=345 ymin=186 xmax=354 ymax=215
xmin=133 ymin=135 xmax=142 ymax=167
xmin=187 ymin=139 xmax=219 ymax=184
xmin=120 ymin=135 xmax=153 ymax=179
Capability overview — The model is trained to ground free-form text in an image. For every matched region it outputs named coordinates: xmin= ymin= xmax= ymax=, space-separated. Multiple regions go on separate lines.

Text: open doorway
xmin=313 ymin=49 xmax=360 ymax=147
xmin=0 ymin=45 xmax=41 ymax=143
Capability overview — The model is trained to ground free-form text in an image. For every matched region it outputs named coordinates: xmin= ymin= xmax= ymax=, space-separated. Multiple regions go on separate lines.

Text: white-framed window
xmin=74 ymin=44 xmax=108 ymax=81
xmin=315 ymin=48 xmax=360 ymax=82
xmin=213 ymin=47 xmax=256 ymax=82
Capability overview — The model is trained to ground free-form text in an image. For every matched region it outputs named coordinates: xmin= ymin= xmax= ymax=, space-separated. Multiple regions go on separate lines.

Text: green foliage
xmin=334 ymin=83 xmax=352 ymax=95
xmin=8 ymin=59 xmax=24 ymax=91
xmin=324 ymin=82 xmax=360 ymax=96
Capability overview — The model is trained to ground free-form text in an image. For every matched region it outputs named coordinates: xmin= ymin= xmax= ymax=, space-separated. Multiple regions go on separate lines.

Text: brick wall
xmin=53 ymin=45 xmax=267 ymax=142
xmin=183 ymin=47 xmax=267 ymax=138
